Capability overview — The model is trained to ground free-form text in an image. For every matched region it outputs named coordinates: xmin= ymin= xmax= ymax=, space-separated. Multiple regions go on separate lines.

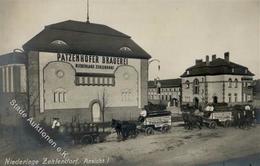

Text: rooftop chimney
xmin=224 ymin=52 xmax=229 ymax=62
xmin=212 ymin=54 xmax=216 ymax=61
xmin=206 ymin=55 xmax=209 ymax=65
xmin=195 ymin=59 xmax=203 ymax=65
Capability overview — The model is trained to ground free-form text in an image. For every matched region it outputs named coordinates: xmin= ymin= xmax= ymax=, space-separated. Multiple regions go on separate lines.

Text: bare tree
xmin=97 ymin=87 xmax=109 ymax=132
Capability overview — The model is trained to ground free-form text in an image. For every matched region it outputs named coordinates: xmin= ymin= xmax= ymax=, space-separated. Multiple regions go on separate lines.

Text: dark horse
xmin=182 ymin=113 xmax=202 ymax=130
xmin=111 ymin=119 xmax=137 ymax=141
xmin=236 ymin=110 xmax=256 ymax=129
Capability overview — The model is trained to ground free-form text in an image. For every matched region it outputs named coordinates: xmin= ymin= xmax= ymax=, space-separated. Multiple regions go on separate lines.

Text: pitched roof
xmin=181 ymin=58 xmax=254 ymax=77
xmin=148 ymin=78 xmax=181 ymax=88
xmin=0 ymin=51 xmax=26 ymax=66
xmin=23 ymin=20 xmax=151 ymax=59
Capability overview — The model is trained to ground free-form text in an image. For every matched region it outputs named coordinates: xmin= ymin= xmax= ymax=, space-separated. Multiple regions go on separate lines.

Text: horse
xmin=111 ymin=119 xmax=137 ymax=141
xmin=182 ymin=113 xmax=202 ymax=130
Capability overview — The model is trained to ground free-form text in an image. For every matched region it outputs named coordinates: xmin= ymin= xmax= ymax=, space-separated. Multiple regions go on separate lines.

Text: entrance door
xmin=92 ymin=103 xmax=101 ymax=122
xmin=194 ymin=97 xmax=199 ymax=109
xmin=213 ymin=96 xmax=218 ymax=104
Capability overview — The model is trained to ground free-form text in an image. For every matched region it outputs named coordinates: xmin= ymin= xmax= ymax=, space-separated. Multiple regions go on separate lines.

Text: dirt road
xmin=1 ymin=124 xmax=260 ymax=166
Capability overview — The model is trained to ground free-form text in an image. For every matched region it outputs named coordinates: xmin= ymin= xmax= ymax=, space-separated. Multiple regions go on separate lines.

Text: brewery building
xmin=22 ymin=20 xmax=151 ymax=124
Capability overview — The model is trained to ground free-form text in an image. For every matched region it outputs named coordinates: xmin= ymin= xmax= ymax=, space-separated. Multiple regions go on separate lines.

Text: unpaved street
xmin=1 ymin=124 xmax=260 ymax=166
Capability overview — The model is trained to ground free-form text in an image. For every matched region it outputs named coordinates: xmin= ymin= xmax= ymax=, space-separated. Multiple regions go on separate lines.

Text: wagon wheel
xmin=80 ymin=135 xmax=94 ymax=144
xmin=224 ymin=120 xmax=231 ymax=128
xmin=145 ymin=127 xmax=154 ymax=135
xmin=161 ymin=125 xmax=170 ymax=133
xmin=209 ymin=121 xmax=217 ymax=129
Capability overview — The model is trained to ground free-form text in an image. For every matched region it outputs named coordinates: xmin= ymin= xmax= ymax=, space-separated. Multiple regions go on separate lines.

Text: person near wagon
xmin=204 ymin=104 xmax=214 ymax=118
xmin=52 ymin=118 xmax=61 ymax=129
xmin=138 ymin=108 xmax=147 ymax=122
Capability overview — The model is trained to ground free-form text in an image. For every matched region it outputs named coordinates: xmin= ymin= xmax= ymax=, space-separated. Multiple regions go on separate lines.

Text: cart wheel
xmin=161 ymin=125 xmax=170 ymax=133
xmin=224 ymin=120 xmax=231 ymax=128
xmin=145 ymin=127 xmax=154 ymax=135
xmin=209 ymin=121 xmax=217 ymax=129
xmin=80 ymin=135 xmax=93 ymax=144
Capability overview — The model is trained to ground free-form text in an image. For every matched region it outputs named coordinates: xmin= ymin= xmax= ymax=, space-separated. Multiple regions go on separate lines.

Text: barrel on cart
xmin=57 ymin=122 xmax=110 ymax=145
xmin=201 ymin=104 xmax=256 ymax=129
xmin=138 ymin=110 xmax=172 ymax=135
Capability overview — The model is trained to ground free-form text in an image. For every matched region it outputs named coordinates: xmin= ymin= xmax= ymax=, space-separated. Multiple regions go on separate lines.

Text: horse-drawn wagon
xmin=181 ymin=103 xmax=256 ymax=129
xmin=47 ymin=120 xmax=110 ymax=145
xmin=138 ymin=110 xmax=172 ymax=135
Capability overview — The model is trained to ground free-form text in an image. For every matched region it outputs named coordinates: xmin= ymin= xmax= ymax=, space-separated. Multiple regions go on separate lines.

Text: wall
xmin=27 ymin=51 xmax=147 ymax=123
xmin=140 ymin=59 xmax=148 ymax=108
xmin=181 ymin=74 xmax=253 ymax=106
xmin=181 ymin=76 xmax=205 ymax=105
xmin=27 ymin=51 xmax=40 ymax=117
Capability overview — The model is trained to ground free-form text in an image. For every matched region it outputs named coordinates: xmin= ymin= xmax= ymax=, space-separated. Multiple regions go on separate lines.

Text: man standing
xmin=138 ymin=108 xmax=147 ymax=122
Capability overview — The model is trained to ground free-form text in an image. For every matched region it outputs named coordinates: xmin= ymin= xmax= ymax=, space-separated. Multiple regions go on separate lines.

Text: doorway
xmin=92 ymin=102 xmax=101 ymax=122
xmin=213 ymin=96 xmax=218 ymax=104
xmin=193 ymin=97 xmax=199 ymax=109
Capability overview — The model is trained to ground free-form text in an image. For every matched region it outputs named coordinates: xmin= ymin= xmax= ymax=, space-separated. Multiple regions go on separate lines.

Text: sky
xmin=0 ymin=0 xmax=259 ymax=80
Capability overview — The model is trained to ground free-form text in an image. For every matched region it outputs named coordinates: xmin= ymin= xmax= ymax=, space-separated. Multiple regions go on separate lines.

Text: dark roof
xmin=23 ymin=20 xmax=151 ymax=59
xmin=181 ymin=58 xmax=254 ymax=77
xmin=0 ymin=51 xmax=26 ymax=66
xmin=148 ymin=78 xmax=181 ymax=88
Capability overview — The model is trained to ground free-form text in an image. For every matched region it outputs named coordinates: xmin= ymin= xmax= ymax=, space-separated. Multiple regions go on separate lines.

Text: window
xmin=187 ymin=70 xmax=190 ymax=75
xmin=228 ymin=78 xmax=232 ymax=88
xmin=50 ymin=40 xmax=68 ymax=46
xmin=234 ymin=78 xmax=238 ymax=88
xmin=247 ymin=95 xmax=251 ymax=101
xmin=54 ymin=88 xmax=66 ymax=103
xmin=121 ymin=89 xmax=131 ymax=102
xmin=185 ymin=80 xmax=190 ymax=89
xmin=119 ymin=46 xmax=132 ymax=53
xmin=76 ymin=76 xmax=115 ymax=86
xmin=89 ymin=77 xmax=93 ymax=84
xmin=234 ymin=93 xmax=237 ymax=102
xmin=193 ymin=79 xmax=199 ymax=94
xmin=232 ymin=68 xmax=235 ymax=73
xmin=228 ymin=93 xmax=232 ymax=103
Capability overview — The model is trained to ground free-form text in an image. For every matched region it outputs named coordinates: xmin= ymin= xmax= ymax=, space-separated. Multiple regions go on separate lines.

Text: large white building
xmin=181 ymin=52 xmax=254 ymax=108
xmin=22 ymin=20 xmax=151 ymax=125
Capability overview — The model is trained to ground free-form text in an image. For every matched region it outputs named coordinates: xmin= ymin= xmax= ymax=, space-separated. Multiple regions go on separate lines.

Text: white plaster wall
xmin=182 ymin=76 xmax=205 ymax=103
xmin=182 ymin=74 xmax=253 ymax=104
xmin=39 ymin=52 xmax=142 ymax=112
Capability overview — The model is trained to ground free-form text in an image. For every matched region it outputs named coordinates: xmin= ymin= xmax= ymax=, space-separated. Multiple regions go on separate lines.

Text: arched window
xmin=228 ymin=78 xmax=232 ymax=88
xmin=185 ymin=80 xmax=190 ymax=89
xmin=54 ymin=88 xmax=66 ymax=103
xmin=193 ymin=79 xmax=199 ymax=94
xmin=228 ymin=93 xmax=232 ymax=103
xmin=50 ymin=40 xmax=68 ymax=47
xmin=234 ymin=78 xmax=238 ymax=88
xmin=234 ymin=93 xmax=237 ymax=102
xmin=92 ymin=102 xmax=101 ymax=122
